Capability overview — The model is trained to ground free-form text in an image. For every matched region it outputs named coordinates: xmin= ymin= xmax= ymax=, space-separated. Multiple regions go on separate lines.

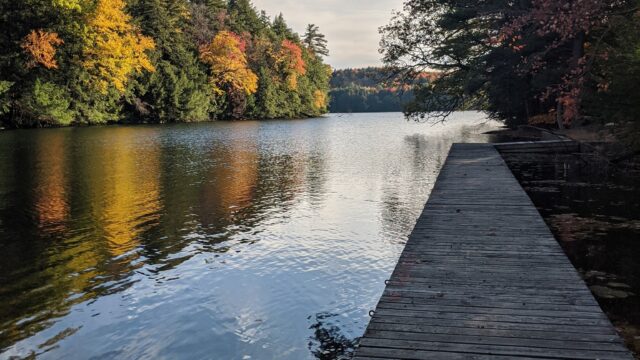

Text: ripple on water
xmin=0 ymin=112 xmax=501 ymax=359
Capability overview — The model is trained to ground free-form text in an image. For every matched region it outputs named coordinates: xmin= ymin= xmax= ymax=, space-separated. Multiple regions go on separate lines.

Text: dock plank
xmin=354 ymin=143 xmax=632 ymax=359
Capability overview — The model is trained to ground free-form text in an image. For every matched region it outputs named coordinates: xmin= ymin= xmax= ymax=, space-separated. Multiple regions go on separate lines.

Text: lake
xmin=0 ymin=112 xmax=499 ymax=359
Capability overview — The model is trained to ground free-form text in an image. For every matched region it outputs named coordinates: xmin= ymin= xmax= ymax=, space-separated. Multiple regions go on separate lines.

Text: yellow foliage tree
xmin=199 ymin=31 xmax=258 ymax=96
xmin=313 ymin=89 xmax=327 ymax=110
xmin=21 ymin=30 xmax=64 ymax=69
xmin=82 ymin=0 xmax=155 ymax=93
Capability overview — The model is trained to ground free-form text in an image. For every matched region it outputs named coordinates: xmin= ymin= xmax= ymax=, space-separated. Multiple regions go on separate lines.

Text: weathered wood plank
xmin=376 ymin=296 xmax=599 ymax=310
xmin=374 ymin=301 xmax=604 ymax=319
xmin=495 ymin=139 xmax=580 ymax=153
xmin=381 ymin=282 xmax=592 ymax=294
xmin=354 ymin=346 xmax=547 ymax=360
xmin=366 ymin=321 xmax=622 ymax=343
xmin=363 ymin=330 xmax=626 ymax=352
xmin=353 ymin=143 xmax=631 ymax=359
xmin=371 ymin=308 xmax=611 ymax=327
xmin=369 ymin=316 xmax=616 ymax=335
xmin=358 ymin=338 xmax=630 ymax=360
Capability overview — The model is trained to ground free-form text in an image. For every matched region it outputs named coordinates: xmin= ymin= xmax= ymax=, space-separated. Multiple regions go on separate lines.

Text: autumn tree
xmin=0 ymin=0 xmax=330 ymax=126
xmin=200 ymin=31 xmax=258 ymax=96
xmin=0 ymin=0 xmax=82 ymax=125
xmin=21 ymin=30 xmax=64 ymax=69
xmin=500 ymin=0 xmax=633 ymax=127
xmin=276 ymin=40 xmax=306 ymax=90
xmin=200 ymin=30 xmax=258 ymax=117
xmin=82 ymin=0 xmax=156 ymax=93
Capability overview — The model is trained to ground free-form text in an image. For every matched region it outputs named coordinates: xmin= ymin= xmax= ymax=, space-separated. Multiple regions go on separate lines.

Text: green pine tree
xmin=303 ymin=24 xmax=329 ymax=57
xmin=128 ymin=0 xmax=213 ymax=122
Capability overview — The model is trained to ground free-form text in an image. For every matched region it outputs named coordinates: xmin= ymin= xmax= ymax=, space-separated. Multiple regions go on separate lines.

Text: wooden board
xmin=353 ymin=143 xmax=632 ymax=360
xmin=494 ymin=140 xmax=580 ymax=153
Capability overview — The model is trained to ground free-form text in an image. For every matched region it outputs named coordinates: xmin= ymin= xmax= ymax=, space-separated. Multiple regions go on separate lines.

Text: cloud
xmin=251 ymin=0 xmax=404 ymax=69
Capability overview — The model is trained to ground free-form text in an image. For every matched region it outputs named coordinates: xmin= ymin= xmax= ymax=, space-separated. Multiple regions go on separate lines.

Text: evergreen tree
xmin=228 ymin=0 xmax=265 ymax=35
xmin=303 ymin=24 xmax=329 ymax=57
xmin=271 ymin=13 xmax=297 ymax=41
xmin=329 ymin=68 xmax=417 ymax=113
xmin=128 ymin=0 xmax=213 ymax=122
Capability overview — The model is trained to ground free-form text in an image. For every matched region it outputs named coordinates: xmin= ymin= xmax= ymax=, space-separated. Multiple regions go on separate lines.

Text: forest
xmin=0 ymin=0 xmax=332 ymax=127
xmin=329 ymin=67 xmax=436 ymax=113
xmin=382 ymin=0 xmax=640 ymax=148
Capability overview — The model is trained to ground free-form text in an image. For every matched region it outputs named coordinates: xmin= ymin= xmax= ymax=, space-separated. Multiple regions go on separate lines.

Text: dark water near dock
xmin=0 ymin=113 xmax=498 ymax=359
xmin=503 ymin=151 xmax=640 ymax=356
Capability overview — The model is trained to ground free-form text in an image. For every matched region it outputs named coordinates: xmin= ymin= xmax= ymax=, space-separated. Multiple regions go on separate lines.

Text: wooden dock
xmin=354 ymin=143 xmax=632 ymax=360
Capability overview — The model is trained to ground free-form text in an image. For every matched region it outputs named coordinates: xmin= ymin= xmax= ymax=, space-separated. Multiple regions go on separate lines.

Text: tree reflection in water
xmin=0 ymin=114 xmax=501 ymax=358
xmin=307 ymin=312 xmax=357 ymax=360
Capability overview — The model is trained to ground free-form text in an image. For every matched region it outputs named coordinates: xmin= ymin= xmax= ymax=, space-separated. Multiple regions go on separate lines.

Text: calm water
xmin=0 ymin=112 xmax=499 ymax=359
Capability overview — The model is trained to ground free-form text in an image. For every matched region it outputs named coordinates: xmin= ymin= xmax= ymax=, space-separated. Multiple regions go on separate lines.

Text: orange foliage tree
xmin=199 ymin=31 xmax=258 ymax=96
xmin=21 ymin=30 xmax=64 ymax=69
xmin=82 ymin=0 xmax=155 ymax=93
xmin=276 ymin=40 xmax=306 ymax=90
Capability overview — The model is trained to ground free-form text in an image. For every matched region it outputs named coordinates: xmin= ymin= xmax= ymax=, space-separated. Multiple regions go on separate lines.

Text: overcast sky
xmin=251 ymin=0 xmax=404 ymax=69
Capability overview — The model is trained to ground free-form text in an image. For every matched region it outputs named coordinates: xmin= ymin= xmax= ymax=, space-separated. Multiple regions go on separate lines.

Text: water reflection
xmin=34 ymin=132 xmax=70 ymax=234
xmin=379 ymin=135 xmax=445 ymax=244
xmin=97 ymin=130 xmax=161 ymax=256
xmin=199 ymin=127 xmax=259 ymax=228
xmin=503 ymin=151 xmax=640 ymax=352
xmin=0 ymin=113 xmax=499 ymax=359
xmin=307 ymin=313 xmax=356 ymax=360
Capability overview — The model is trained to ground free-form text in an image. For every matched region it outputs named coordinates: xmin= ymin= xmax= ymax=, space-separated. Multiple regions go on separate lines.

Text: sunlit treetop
xmin=199 ymin=30 xmax=258 ymax=96
xmin=82 ymin=0 xmax=155 ymax=93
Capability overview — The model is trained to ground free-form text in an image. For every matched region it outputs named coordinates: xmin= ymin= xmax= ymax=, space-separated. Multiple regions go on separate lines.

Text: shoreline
xmin=0 ymin=114 xmax=332 ymax=131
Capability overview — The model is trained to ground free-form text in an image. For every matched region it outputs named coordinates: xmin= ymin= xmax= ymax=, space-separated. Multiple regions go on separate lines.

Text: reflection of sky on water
xmin=0 ymin=112 xmax=500 ymax=359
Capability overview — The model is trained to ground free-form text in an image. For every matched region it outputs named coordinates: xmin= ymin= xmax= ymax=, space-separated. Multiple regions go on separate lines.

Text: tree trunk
xmin=564 ymin=30 xmax=586 ymax=127
xmin=572 ymin=31 xmax=586 ymax=67
xmin=556 ymin=101 xmax=564 ymax=130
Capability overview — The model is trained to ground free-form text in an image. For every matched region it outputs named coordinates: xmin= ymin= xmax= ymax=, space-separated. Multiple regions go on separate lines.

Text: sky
xmin=251 ymin=0 xmax=404 ymax=69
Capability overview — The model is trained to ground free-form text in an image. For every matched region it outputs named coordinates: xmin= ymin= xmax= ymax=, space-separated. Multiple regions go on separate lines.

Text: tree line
xmin=382 ymin=0 xmax=640 ymax=147
xmin=0 ymin=0 xmax=332 ymax=127
xmin=329 ymin=67 xmax=436 ymax=113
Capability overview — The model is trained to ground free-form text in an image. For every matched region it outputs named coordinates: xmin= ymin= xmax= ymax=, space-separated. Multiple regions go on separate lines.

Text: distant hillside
xmin=329 ymin=67 xmax=437 ymax=113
